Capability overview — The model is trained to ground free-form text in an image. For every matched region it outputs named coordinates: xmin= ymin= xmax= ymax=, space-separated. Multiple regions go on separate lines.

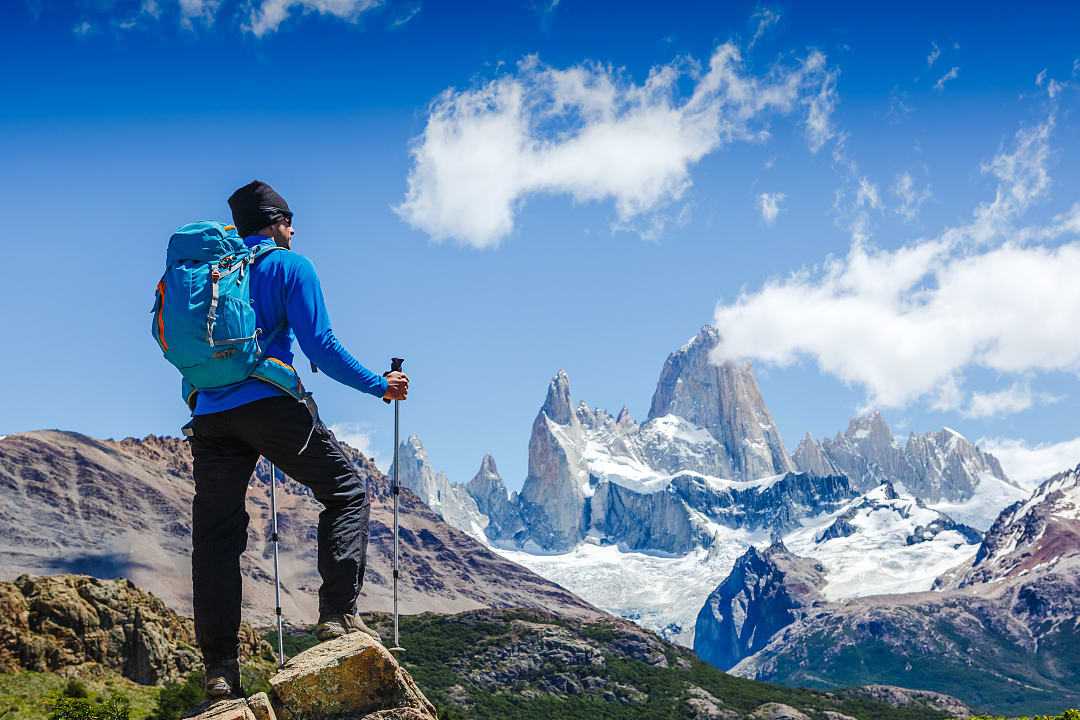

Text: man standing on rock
xmin=187 ymin=180 xmax=408 ymax=698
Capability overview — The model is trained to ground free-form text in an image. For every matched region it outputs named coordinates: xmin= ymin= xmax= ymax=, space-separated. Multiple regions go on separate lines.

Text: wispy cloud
xmin=964 ymin=381 xmax=1060 ymax=419
xmin=397 ymin=43 xmax=838 ymax=248
xmin=748 ymin=7 xmax=781 ymax=49
xmin=711 ymin=113 xmax=1079 ymax=413
xmin=72 ymin=20 xmax=94 ymax=35
xmin=978 ymin=436 xmax=1080 ymax=488
xmin=757 ymin=192 xmax=785 ymax=225
xmin=934 ymin=66 xmax=960 ymax=92
xmin=389 ymin=2 xmax=420 ymax=27
xmin=927 ymin=41 xmax=940 ymax=67
xmin=246 ymin=0 xmax=383 ymax=36
xmin=892 ymin=171 xmax=931 ymax=221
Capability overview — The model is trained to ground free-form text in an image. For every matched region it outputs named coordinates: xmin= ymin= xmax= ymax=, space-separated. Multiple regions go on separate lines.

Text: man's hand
xmin=383 ymin=371 xmax=409 ymax=401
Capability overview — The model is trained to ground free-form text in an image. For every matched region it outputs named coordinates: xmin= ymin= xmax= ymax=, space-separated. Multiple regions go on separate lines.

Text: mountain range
xmin=0 ymin=429 xmax=599 ymax=628
xmin=390 ymin=326 xmax=1020 ymax=645
xmin=707 ymin=463 xmax=1080 ymax=715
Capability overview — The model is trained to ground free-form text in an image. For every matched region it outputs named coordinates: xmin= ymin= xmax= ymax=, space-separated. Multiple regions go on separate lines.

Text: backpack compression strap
xmin=206 ymin=244 xmax=286 ymax=347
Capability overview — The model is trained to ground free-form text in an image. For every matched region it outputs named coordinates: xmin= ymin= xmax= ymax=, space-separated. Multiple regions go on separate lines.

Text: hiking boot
xmin=204 ymin=659 xmax=241 ymax=700
xmin=315 ymin=612 xmax=383 ymax=644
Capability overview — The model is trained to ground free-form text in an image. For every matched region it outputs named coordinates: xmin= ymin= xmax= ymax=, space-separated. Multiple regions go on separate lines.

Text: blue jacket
xmin=193 ymin=236 xmax=388 ymax=415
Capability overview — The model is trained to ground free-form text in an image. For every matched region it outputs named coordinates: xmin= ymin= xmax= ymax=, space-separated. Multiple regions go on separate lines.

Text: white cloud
xmin=179 ymin=0 xmax=220 ymax=27
xmin=713 ymin=239 xmax=1080 ymax=410
xmin=397 ymin=44 xmax=837 ymax=248
xmin=934 ymin=66 xmax=959 ymax=92
xmin=1074 ymin=58 xmax=1080 ymax=77
xmin=805 ymin=68 xmax=838 ymax=153
xmin=964 ymin=381 xmax=1060 ymax=419
xmin=749 ymin=7 xmax=781 ymax=49
xmin=978 ymin=436 xmax=1080 ymax=488
xmin=927 ymin=42 xmax=940 ymax=67
xmin=757 ymin=192 xmax=785 ymax=225
xmin=247 ymin=0 xmax=382 ymax=36
xmin=855 ymin=176 xmax=881 ymax=209
xmin=72 ymin=20 xmax=93 ymax=35
xmin=328 ymin=422 xmax=380 ymax=463
xmin=711 ymin=114 xmax=1080 ymax=412
xmin=892 ymin=172 xmax=931 ymax=221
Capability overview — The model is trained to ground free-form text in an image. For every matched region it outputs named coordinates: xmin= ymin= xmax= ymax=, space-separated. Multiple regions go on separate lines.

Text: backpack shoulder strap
xmin=250 ymin=244 xmax=287 ymax=263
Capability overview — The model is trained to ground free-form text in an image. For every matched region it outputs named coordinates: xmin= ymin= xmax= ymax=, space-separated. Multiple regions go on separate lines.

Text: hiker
xmin=178 ymin=181 xmax=408 ymax=698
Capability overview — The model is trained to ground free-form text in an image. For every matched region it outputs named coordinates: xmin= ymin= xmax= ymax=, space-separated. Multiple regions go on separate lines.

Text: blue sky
xmin=2 ymin=0 xmax=1080 ymax=490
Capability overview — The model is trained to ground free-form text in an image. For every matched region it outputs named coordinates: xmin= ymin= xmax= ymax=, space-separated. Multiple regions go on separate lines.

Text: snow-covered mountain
xmin=798 ymin=411 xmax=1025 ymax=529
xmin=384 ymin=326 xmax=1020 ymax=647
xmin=504 ymin=362 xmax=852 ymax=554
xmin=389 ymin=435 xmax=489 ymax=542
xmin=956 ymin=463 xmax=1080 ymax=587
xmin=721 ymin=464 xmax=1080 ymax=714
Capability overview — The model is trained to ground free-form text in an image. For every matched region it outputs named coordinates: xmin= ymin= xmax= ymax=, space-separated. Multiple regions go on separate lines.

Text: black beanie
xmin=228 ymin=180 xmax=293 ymax=237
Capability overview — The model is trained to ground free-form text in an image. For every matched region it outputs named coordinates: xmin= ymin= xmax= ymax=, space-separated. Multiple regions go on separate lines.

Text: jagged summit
xmin=542 ymin=369 xmax=574 ymax=425
xmin=793 ymin=432 xmax=839 ymax=477
xmin=392 ymin=434 xmax=490 ymax=542
xmin=647 ymin=325 xmax=794 ymax=480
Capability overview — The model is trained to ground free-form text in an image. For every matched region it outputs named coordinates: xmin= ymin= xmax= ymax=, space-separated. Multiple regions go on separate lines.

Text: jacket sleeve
xmin=283 ymin=255 xmax=389 ymax=399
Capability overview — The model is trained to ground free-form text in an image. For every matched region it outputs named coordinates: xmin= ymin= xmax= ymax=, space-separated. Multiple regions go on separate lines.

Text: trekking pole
xmin=269 ymin=461 xmax=286 ymax=669
xmin=384 ymin=357 xmax=405 ymax=653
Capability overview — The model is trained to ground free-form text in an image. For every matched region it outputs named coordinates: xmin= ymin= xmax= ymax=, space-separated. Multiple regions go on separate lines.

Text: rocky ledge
xmin=185 ymin=633 xmax=437 ymax=720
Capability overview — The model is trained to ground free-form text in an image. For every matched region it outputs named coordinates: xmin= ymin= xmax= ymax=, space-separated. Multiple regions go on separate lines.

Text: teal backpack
xmin=151 ymin=221 xmax=286 ymax=397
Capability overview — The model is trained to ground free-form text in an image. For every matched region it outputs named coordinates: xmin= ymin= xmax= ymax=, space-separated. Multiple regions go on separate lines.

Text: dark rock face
xmin=647 ymin=327 xmax=795 ymax=481
xmin=588 ymin=480 xmax=703 ymax=554
xmin=693 ymin=543 xmax=826 ymax=670
xmin=0 ymin=574 xmax=271 ymax=684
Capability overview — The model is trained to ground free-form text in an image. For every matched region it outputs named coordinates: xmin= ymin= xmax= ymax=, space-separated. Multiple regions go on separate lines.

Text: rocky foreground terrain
xmin=0 ymin=430 xmax=599 ymax=627
xmin=0 ymin=572 xmax=972 ymax=720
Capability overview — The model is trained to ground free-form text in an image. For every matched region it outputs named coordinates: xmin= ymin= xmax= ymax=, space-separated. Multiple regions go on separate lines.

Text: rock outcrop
xmin=270 ymin=633 xmax=436 ymax=720
xmin=693 ymin=542 xmax=826 ymax=670
xmin=184 ymin=635 xmax=437 ymax=720
xmin=0 ymin=574 xmax=271 ymax=684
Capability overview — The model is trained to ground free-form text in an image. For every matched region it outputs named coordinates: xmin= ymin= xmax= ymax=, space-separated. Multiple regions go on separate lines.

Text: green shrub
xmin=148 ymin=673 xmax=205 ymax=720
xmin=60 ymin=679 xmax=89 ymax=699
xmin=48 ymin=695 xmax=129 ymax=720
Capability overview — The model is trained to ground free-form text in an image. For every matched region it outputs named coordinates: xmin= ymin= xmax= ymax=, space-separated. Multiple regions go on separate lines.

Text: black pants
xmin=189 ymin=395 xmax=370 ymax=667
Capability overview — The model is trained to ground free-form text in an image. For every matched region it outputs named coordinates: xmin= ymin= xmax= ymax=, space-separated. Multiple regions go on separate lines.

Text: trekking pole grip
xmin=382 ymin=357 xmax=405 ymax=404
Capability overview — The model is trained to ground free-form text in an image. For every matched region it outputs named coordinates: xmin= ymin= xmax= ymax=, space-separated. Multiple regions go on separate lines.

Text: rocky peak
xmin=543 ymin=370 xmax=575 ymax=425
xmin=693 ymin=543 xmax=826 ymax=670
xmin=961 ymin=463 xmax=1080 ymax=586
xmin=616 ymin=405 xmax=636 ymax=429
xmin=467 ymin=454 xmax=526 ymax=545
xmin=793 ymin=433 xmax=839 ymax=476
xmin=647 ymin=325 xmax=794 ymax=480
xmin=391 ymin=435 xmax=490 ymax=542
xmin=843 ymin=411 xmax=896 ymax=448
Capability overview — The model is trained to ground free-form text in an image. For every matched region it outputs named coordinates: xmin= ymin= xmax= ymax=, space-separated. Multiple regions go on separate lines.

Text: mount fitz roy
xmin=391 ymin=326 xmax=1020 ymax=648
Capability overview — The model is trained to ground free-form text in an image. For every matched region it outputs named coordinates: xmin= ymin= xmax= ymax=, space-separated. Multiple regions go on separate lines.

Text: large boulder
xmin=182 ymin=693 xmax=277 ymax=720
xmin=270 ymin=633 xmax=437 ymax=720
